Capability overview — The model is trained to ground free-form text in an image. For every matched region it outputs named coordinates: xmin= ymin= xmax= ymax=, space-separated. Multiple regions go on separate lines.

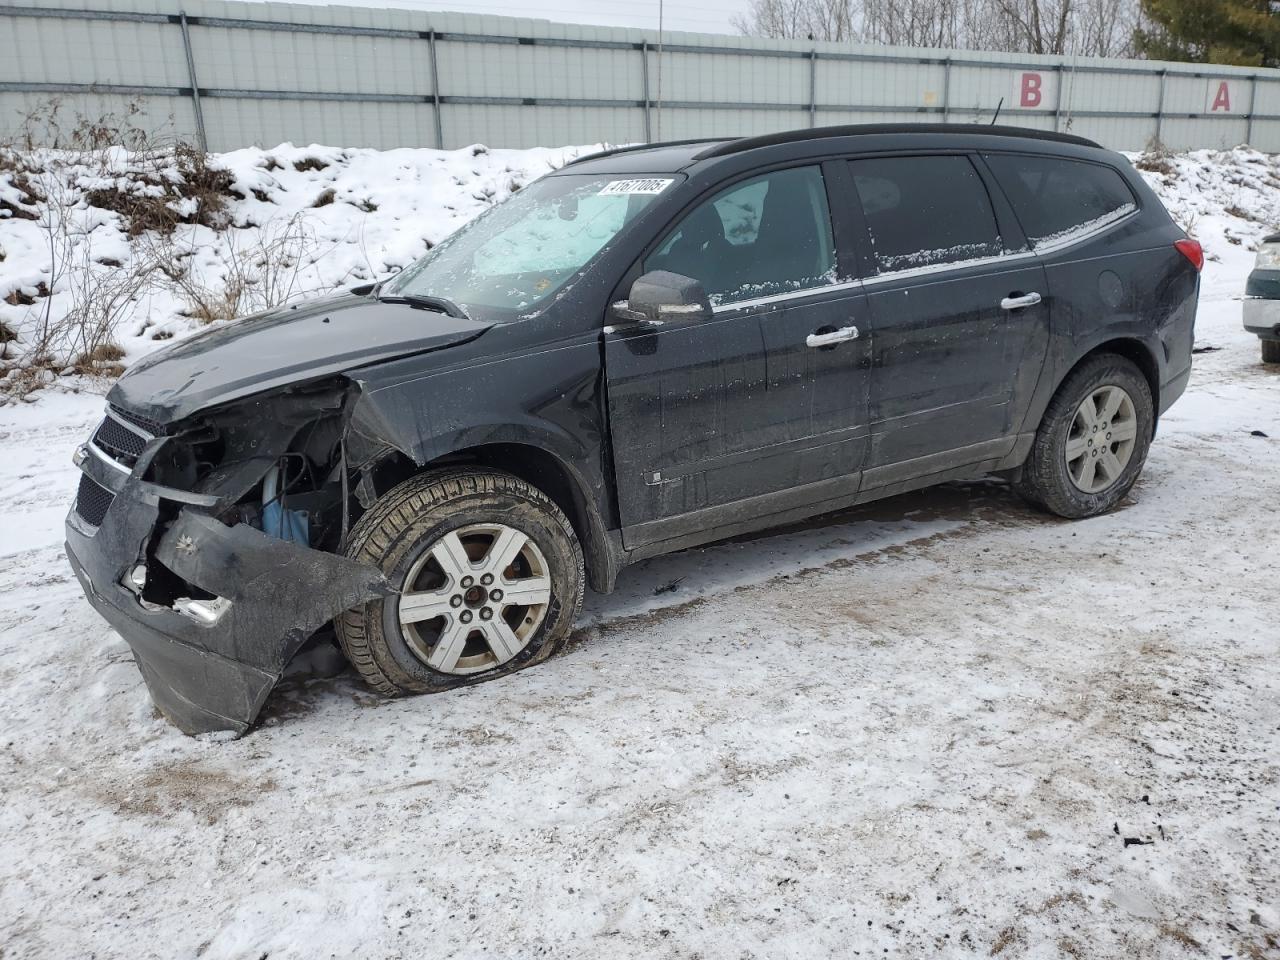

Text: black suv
xmin=66 ymin=124 xmax=1201 ymax=735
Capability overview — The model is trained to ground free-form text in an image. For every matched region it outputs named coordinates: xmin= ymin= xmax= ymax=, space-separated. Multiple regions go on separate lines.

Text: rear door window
xmin=847 ymin=155 xmax=1004 ymax=274
xmin=644 ymin=165 xmax=836 ymax=307
xmin=984 ymin=154 xmax=1137 ymax=249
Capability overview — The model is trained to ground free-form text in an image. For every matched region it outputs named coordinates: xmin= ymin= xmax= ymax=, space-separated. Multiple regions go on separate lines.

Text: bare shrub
xmin=14 ymin=97 xmax=152 ymax=152
xmin=0 ymin=99 xmax=209 ymax=395
xmin=59 ymin=243 xmax=157 ymax=370
xmin=1134 ymin=153 xmax=1175 ymax=177
xmin=12 ymin=170 xmax=157 ymax=393
xmin=148 ymin=213 xmax=324 ymax=325
xmin=82 ymin=141 xmax=235 ymax=237
xmin=1133 ymin=139 xmax=1176 ymax=178
xmin=1134 ymin=155 xmax=1175 ymax=177
xmin=11 ymin=99 xmax=234 ymax=236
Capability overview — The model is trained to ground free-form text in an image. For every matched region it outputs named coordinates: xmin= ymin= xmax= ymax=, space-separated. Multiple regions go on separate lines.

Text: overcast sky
xmin=259 ymin=0 xmax=748 ymax=34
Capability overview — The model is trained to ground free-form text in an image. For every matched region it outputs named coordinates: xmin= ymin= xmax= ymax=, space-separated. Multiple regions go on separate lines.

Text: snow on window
xmin=708 ymin=265 xmax=841 ymax=307
xmin=877 ymin=240 xmax=1004 ymax=273
xmin=1029 ymin=202 xmax=1136 ymax=250
xmin=984 ymin=154 xmax=1139 ymax=253
xmin=471 ymin=191 xmax=628 ymax=275
xmin=850 ymin=156 xmax=1004 ymax=277
xmin=389 ymin=173 xmax=661 ymax=315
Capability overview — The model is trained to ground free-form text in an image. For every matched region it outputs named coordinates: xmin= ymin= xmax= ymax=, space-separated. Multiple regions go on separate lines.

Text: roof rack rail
xmin=563 ymin=137 xmax=726 ymax=167
xmin=692 ymin=123 xmax=1100 ymax=160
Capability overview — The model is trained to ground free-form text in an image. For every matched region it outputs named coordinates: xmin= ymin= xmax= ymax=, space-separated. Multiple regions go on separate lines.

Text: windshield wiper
xmin=377 ymin=292 xmax=470 ymax=320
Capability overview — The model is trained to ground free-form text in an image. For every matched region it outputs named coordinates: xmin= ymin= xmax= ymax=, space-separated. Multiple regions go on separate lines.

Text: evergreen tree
xmin=1136 ymin=0 xmax=1280 ymax=67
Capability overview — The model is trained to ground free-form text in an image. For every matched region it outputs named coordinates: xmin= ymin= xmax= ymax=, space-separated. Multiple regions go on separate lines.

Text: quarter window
xmin=984 ymin=154 xmax=1137 ymax=249
xmin=645 ymin=166 xmax=837 ymax=307
xmin=848 ymin=155 xmax=1004 ymax=274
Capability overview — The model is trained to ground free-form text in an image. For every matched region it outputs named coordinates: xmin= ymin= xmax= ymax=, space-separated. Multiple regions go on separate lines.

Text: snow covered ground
xmin=1 ymin=144 xmax=1278 ymax=959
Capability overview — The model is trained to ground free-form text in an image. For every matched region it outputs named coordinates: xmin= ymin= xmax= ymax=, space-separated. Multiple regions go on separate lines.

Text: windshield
xmin=384 ymin=173 xmax=676 ymax=320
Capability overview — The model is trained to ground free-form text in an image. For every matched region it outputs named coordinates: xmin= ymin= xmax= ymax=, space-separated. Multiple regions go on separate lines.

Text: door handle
xmin=1000 ymin=292 xmax=1042 ymax=310
xmin=806 ymin=325 xmax=859 ymax=348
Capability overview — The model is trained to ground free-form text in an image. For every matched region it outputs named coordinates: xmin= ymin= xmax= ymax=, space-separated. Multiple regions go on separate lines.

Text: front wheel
xmin=1015 ymin=354 xmax=1154 ymax=519
xmin=336 ymin=468 xmax=585 ymax=697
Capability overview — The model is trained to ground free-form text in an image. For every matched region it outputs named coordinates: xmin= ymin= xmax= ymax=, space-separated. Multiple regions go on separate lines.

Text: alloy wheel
xmin=1065 ymin=384 xmax=1138 ymax=494
xmin=397 ymin=523 xmax=551 ymax=674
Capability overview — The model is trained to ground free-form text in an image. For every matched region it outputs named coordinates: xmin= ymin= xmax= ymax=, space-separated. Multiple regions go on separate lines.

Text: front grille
xmin=109 ymin=404 xmax=165 ymax=437
xmin=93 ymin=415 xmax=148 ymax=462
xmin=75 ymin=473 xmax=115 ymax=527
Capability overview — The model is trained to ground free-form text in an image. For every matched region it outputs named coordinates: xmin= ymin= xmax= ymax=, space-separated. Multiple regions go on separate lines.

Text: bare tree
xmin=807 ymin=0 xmax=858 ymax=41
xmin=863 ymin=0 xmax=963 ymax=47
xmin=991 ymin=0 xmax=1073 ymax=54
xmin=1073 ymin=0 xmax=1141 ymax=57
xmin=729 ymin=0 xmax=819 ymax=39
xmin=733 ymin=0 xmax=1140 ymax=56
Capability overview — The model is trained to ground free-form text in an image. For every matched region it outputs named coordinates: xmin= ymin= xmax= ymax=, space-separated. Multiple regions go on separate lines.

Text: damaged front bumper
xmin=66 ymin=438 xmax=389 ymax=737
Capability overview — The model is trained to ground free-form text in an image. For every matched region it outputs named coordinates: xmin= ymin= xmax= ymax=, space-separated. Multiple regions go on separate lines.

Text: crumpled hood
xmin=109 ymin=291 xmax=491 ymax=424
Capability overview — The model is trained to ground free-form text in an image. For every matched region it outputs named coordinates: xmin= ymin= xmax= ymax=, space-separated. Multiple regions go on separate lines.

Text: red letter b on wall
xmin=1020 ymin=73 xmax=1042 ymax=108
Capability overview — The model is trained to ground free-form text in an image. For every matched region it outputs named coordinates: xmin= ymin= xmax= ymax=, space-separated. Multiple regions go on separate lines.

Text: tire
xmin=335 ymin=467 xmax=584 ymax=697
xmin=1263 ymin=339 xmax=1280 ymax=364
xmin=1015 ymin=354 xmax=1154 ymax=519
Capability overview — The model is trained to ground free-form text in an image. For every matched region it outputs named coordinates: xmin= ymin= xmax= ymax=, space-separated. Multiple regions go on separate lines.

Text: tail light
xmin=1174 ymin=238 xmax=1203 ymax=272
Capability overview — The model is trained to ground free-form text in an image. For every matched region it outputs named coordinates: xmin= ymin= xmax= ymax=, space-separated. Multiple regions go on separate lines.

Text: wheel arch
xmin=1048 ymin=337 xmax=1162 ymax=433
xmin=361 ymin=441 xmax=618 ymax=594
xmin=1008 ymin=334 xmax=1163 ymax=479
xmin=1081 ymin=337 xmax=1161 ymax=417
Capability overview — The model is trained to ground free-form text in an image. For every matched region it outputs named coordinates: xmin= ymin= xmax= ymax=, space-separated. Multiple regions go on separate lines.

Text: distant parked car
xmin=66 ymin=123 xmax=1201 ymax=736
xmin=1245 ymin=232 xmax=1280 ymax=364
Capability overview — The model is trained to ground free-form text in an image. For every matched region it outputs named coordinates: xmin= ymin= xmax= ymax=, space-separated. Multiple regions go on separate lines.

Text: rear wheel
xmin=1015 ymin=354 xmax=1154 ymax=519
xmin=336 ymin=468 xmax=584 ymax=696
xmin=1262 ymin=339 xmax=1280 ymax=364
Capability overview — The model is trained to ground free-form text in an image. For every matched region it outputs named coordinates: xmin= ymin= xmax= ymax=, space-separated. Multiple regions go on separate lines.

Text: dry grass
xmin=1134 ymin=139 xmax=1177 ymax=178
xmin=1134 ymin=152 xmax=1176 ymax=177
xmin=0 ymin=161 xmax=41 ymax=221
xmin=82 ymin=142 xmax=236 ymax=237
xmin=0 ymin=100 xmax=243 ymax=398
xmin=3 ymin=281 xmax=49 ymax=306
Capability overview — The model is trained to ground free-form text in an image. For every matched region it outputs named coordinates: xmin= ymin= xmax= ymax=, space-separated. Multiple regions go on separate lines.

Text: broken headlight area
xmin=66 ymin=378 xmax=393 ymax=736
xmin=142 ymin=379 xmax=354 ymax=552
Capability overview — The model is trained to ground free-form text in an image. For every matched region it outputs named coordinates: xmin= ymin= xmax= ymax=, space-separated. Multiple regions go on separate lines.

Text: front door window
xmin=644 ymin=165 xmax=837 ymax=307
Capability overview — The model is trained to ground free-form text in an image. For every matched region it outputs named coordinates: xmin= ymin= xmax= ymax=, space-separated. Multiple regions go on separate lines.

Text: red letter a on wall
xmin=1211 ymin=81 xmax=1231 ymax=112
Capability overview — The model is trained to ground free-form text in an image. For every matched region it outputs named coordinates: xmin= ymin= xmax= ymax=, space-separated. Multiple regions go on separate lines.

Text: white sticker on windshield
xmin=598 ymin=178 xmax=674 ymax=196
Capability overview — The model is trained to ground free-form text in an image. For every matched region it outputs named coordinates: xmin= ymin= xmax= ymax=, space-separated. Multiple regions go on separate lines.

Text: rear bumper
xmin=66 ymin=468 xmax=388 ymax=736
xmin=1243 ymin=297 xmax=1280 ymax=341
xmin=1159 ymin=363 xmax=1192 ymax=417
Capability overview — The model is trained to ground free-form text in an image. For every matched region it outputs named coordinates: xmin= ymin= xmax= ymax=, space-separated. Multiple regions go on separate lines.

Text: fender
xmin=346 ymin=334 xmax=623 ymax=591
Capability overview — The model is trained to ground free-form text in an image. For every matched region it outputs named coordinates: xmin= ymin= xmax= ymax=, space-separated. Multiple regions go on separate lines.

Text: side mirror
xmin=611 ymin=270 xmax=712 ymax=326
